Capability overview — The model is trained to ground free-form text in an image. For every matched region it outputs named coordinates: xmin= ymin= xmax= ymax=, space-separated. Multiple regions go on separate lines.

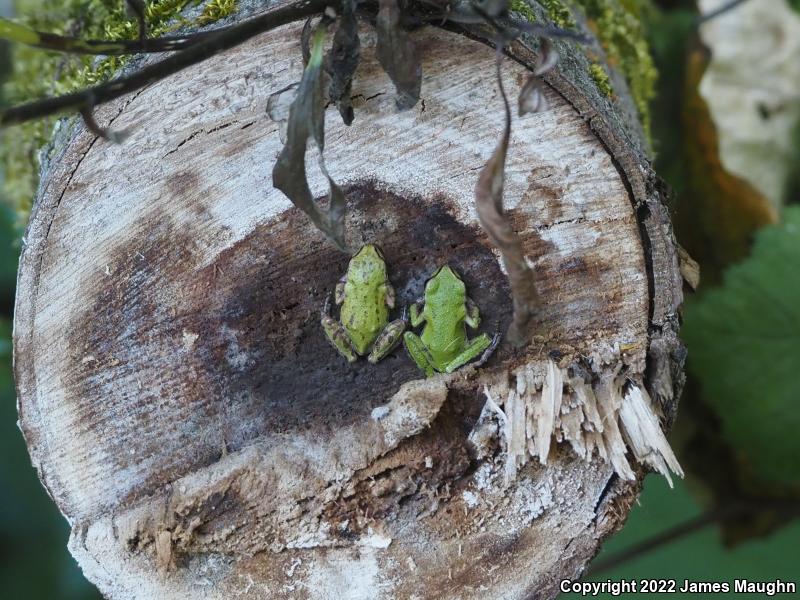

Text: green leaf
xmin=683 ymin=207 xmax=800 ymax=484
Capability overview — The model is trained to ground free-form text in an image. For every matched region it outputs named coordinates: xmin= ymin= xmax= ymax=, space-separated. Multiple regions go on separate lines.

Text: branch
xmin=0 ymin=0 xmax=588 ymax=127
xmin=0 ymin=0 xmax=330 ymax=126
xmin=696 ymin=0 xmax=752 ymax=25
xmin=0 ymin=17 xmax=218 ymax=55
xmin=587 ymin=498 xmax=800 ymax=576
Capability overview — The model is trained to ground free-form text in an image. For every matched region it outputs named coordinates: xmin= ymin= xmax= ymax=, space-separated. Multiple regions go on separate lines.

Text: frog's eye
xmin=427 ymin=278 xmax=440 ymax=293
xmin=372 ymin=244 xmax=386 ymax=261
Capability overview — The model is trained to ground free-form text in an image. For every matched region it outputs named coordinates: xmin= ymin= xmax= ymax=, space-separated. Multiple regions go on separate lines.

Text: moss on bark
xmin=1 ymin=0 xmax=238 ymax=226
xmin=575 ymin=0 xmax=656 ymax=136
xmin=588 ymin=61 xmax=613 ymax=97
xmin=508 ymin=0 xmax=656 ymax=139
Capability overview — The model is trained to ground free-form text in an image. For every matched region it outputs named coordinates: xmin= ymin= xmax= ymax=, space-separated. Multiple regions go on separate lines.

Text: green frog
xmin=403 ymin=265 xmax=499 ymax=377
xmin=321 ymin=244 xmax=406 ymax=363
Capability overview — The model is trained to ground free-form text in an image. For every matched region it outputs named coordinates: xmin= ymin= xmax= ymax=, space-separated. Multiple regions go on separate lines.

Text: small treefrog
xmin=403 ymin=265 xmax=499 ymax=377
xmin=321 ymin=244 xmax=406 ymax=363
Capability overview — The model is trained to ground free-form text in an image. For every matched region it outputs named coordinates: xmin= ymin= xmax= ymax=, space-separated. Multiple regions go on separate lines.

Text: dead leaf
xmin=476 ymin=48 xmax=539 ymax=347
xmin=376 ymin=0 xmax=421 ymax=110
xmin=518 ymin=77 xmax=547 ymax=115
xmin=519 ymin=40 xmax=557 ymax=115
xmin=678 ymin=245 xmax=701 ymax=291
xmin=327 ymin=0 xmax=360 ymax=125
xmin=301 ymin=17 xmax=314 ymax=66
xmin=272 ymin=26 xmax=348 ymax=252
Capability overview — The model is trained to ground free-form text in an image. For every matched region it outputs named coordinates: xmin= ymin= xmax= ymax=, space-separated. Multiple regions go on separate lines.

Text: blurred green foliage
xmin=0 ymin=205 xmax=101 ymax=598
xmin=572 ymin=475 xmax=800 ymax=599
xmin=683 ymin=209 xmax=800 ymax=485
xmin=648 ymin=0 xmax=800 ymax=526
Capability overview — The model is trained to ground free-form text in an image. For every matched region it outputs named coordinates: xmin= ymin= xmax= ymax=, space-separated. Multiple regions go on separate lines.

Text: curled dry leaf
xmin=476 ymin=49 xmax=539 ymax=347
xmin=272 ymin=26 xmax=348 ymax=252
xmin=677 ymin=245 xmax=701 ymax=291
xmin=518 ymin=77 xmax=547 ymax=115
xmin=266 ymin=82 xmax=300 ymax=143
xmin=519 ymin=39 xmax=557 ymax=116
xmin=327 ymin=0 xmax=360 ymax=125
xmin=80 ymin=107 xmax=130 ymax=144
xmin=376 ymin=0 xmax=422 ymax=110
xmin=533 ymin=39 xmax=558 ymax=76
xmin=300 ymin=17 xmax=315 ymax=66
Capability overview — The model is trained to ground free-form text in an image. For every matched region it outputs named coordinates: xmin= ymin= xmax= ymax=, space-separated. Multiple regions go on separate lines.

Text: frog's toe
xmin=321 ymin=296 xmax=332 ymax=317
xmin=469 ymin=333 xmax=501 ymax=370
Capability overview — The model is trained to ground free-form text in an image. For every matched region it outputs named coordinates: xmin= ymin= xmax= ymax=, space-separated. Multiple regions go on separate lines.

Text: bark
xmin=14 ymin=1 xmax=685 ymax=598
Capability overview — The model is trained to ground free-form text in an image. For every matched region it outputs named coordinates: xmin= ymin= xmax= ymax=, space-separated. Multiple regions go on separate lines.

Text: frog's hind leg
xmin=321 ymin=298 xmax=358 ymax=363
xmin=443 ymin=333 xmax=494 ymax=374
xmin=368 ymin=311 xmax=407 ymax=364
xmin=474 ymin=333 xmax=501 ymax=368
xmin=403 ymin=331 xmax=437 ymax=377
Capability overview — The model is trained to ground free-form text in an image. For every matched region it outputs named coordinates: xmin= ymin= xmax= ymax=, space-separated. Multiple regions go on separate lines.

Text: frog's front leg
xmin=334 ymin=276 xmax=347 ymax=305
xmin=383 ymin=281 xmax=396 ymax=309
xmin=443 ymin=333 xmax=493 ymax=374
xmin=408 ymin=302 xmax=426 ymax=328
xmin=465 ymin=297 xmax=481 ymax=329
xmin=403 ymin=331 xmax=436 ymax=377
xmin=321 ymin=298 xmax=358 ymax=363
xmin=367 ymin=308 xmax=407 ymax=364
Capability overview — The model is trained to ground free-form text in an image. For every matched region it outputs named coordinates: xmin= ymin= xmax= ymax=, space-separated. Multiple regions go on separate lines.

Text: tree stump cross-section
xmin=14 ymin=4 xmax=685 ymax=599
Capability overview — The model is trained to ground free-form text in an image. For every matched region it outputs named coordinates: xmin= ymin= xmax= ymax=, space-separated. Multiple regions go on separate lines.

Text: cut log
xmin=14 ymin=1 xmax=685 ymax=598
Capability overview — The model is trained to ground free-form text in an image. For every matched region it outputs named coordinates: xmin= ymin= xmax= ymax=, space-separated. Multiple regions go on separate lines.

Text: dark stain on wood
xmin=191 ymin=182 xmax=514 ymax=448
xmin=64 ymin=181 xmax=513 ymax=507
xmin=60 ymin=176 xmax=636 ymax=510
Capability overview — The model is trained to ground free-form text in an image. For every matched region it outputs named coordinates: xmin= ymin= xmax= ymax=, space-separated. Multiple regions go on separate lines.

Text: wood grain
xmin=14 ymin=11 xmax=681 ymax=600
